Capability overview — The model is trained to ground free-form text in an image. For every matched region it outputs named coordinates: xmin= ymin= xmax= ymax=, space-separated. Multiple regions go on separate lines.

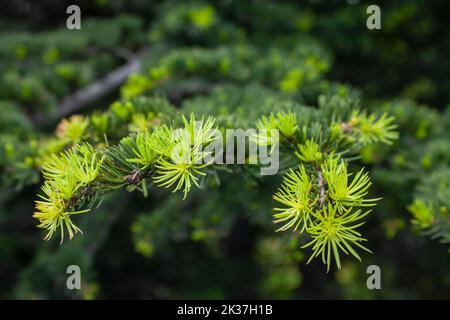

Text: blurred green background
xmin=0 ymin=0 xmax=449 ymax=299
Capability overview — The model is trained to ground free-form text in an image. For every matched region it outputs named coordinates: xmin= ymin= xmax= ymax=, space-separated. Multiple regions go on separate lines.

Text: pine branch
xmin=30 ymin=95 xmax=398 ymax=271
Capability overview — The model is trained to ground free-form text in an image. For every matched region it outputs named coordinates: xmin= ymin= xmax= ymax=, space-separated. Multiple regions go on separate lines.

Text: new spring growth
xmin=34 ymin=143 xmax=105 ymax=243
xmin=33 ymin=102 xmax=398 ymax=272
xmin=273 ymin=152 xmax=380 ymax=271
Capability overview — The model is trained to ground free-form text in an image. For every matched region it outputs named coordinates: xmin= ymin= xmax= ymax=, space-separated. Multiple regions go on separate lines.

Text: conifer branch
xmin=30 ymin=94 xmax=398 ymax=271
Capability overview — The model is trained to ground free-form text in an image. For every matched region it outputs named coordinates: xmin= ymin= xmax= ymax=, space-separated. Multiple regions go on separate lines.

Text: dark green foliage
xmin=0 ymin=15 xmax=146 ymax=116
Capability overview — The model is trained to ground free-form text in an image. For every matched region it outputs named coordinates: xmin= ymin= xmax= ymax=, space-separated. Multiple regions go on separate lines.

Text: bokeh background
xmin=0 ymin=0 xmax=449 ymax=299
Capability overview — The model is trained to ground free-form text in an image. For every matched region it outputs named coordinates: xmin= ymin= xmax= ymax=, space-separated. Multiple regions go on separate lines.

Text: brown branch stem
xmin=316 ymin=168 xmax=326 ymax=207
xmin=32 ymin=49 xmax=146 ymax=126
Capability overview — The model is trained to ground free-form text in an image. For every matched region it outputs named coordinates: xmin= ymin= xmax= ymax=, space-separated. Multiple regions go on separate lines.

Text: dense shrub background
xmin=0 ymin=0 xmax=449 ymax=299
